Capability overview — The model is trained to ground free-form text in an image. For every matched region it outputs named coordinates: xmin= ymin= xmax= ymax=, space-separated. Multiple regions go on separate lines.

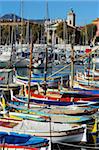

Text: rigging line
xmin=46 ymin=64 xmax=70 ymax=80
xmin=46 ymin=46 xmax=99 ymax=80
xmin=55 ymin=142 xmax=99 ymax=149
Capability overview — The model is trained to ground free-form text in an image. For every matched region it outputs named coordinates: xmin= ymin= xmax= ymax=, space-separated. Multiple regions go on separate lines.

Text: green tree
xmin=1 ymin=25 xmax=10 ymax=44
xmin=31 ymin=23 xmax=44 ymax=43
xmin=56 ymin=22 xmax=64 ymax=39
xmin=1 ymin=22 xmax=45 ymax=44
xmin=80 ymin=24 xmax=97 ymax=44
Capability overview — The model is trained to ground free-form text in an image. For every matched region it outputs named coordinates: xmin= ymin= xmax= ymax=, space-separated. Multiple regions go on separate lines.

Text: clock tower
xmin=67 ymin=9 xmax=75 ymax=26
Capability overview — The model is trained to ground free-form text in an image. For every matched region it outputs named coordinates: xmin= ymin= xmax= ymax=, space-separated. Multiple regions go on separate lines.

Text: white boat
xmin=0 ymin=119 xmax=87 ymax=143
xmin=0 ymin=50 xmax=16 ymax=67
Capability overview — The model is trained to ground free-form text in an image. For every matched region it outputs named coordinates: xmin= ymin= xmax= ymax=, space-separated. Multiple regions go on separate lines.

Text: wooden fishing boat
xmin=7 ymin=100 xmax=98 ymax=117
xmin=0 ymin=96 xmax=95 ymax=124
xmin=38 ymin=105 xmax=98 ymax=116
xmin=0 ymin=96 xmax=94 ymax=127
xmin=12 ymin=80 xmax=99 ymax=102
xmin=0 ymin=119 xmax=87 ymax=143
xmin=74 ymin=47 xmax=99 ymax=90
xmin=12 ymin=94 xmax=93 ymax=106
xmin=13 ymin=73 xmax=99 ymax=100
xmin=11 ymin=89 xmax=99 ymax=107
xmin=0 ymin=104 xmax=94 ymax=125
xmin=74 ymin=71 xmax=99 ymax=90
xmin=15 ymin=72 xmax=69 ymax=89
xmin=13 ymin=45 xmax=99 ymax=104
xmin=74 ymin=80 xmax=99 ymax=90
xmin=74 ymin=73 xmax=99 ymax=87
xmin=60 ymin=88 xmax=99 ymax=98
xmin=0 ymin=109 xmax=46 ymax=122
xmin=0 ymin=131 xmax=49 ymax=149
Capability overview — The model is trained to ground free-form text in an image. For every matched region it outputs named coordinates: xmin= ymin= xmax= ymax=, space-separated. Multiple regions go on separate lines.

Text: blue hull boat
xmin=0 ymin=131 xmax=49 ymax=148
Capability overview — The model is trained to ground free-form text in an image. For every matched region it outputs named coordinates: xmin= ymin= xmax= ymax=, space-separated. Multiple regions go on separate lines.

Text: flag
xmin=85 ymin=48 xmax=91 ymax=53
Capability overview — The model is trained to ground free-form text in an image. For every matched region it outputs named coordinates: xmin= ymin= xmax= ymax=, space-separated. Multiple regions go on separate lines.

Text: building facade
xmin=44 ymin=9 xmax=81 ymax=45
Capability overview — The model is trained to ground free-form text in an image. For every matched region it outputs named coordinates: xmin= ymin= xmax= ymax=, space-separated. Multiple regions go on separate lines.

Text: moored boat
xmin=0 ymin=119 xmax=87 ymax=143
xmin=0 ymin=131 xmax=49 ymax=150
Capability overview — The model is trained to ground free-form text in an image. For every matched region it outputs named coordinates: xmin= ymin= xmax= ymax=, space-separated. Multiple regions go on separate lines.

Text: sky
xmin=0 ymin=0 xmax=99 ymax=26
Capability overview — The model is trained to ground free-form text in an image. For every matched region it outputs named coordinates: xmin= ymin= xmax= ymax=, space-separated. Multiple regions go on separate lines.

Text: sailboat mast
xmin=9 ymin=23 xmax=14 ymax=68
xmin=63 ymin=19 xmax=68 ymax=66
xmin=70 ymin=31 xmax=75 ymax=89
xmin=70 ymin=44 xmax=74 ymax=88
xmin=27 ymin=40 xmax=33 ymax=109
xmin=44 ymin=47 xmax=48 ymax=95
xmin=14 ymin=14 xmax=16 ymax=45
xmin=43 ymin=0 xmax=49 ymax=95
xmin=20 ymin=0 xmax=23 ymax=53
xmin=26 ymin=20 xmax=30 ymax=45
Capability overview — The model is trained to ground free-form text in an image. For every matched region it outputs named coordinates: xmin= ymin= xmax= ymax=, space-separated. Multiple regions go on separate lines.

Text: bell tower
xmin=67 ymin=9 xmax=75 ymax=26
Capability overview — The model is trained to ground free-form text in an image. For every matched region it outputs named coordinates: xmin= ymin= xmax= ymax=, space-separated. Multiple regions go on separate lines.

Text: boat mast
xmin=70 ymin=31 xmax=75 ymax=89
xmin=20 ymin=0 xmax=23 ymax=54
xmin=14 ymin=14 xmax=17 ymax=46
xmin=63 ymin=18 xmax=68 ymax=51
xmin=63 ymin=19 xmax=68 ymax=87
xmin=44 ymin=0 xmax=49 ymax=95
xmin=27 ymin=38 xmax=33 ymax=109
xmin=44 ymin=47 xmax=48 ymax=95
xmin=9 ymin=21 xmax=14 ymax=68
xmin=26 ymin=20 xmax=30 ymax=45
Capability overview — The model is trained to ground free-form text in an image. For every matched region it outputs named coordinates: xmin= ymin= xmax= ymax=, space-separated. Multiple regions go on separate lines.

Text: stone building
xmin=44 ymin=9 xmax=81 ymax=45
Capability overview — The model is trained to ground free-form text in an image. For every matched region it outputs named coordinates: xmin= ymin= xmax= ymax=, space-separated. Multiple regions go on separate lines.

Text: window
xmin=56 ymin=37 xmax=58 ymax=44
xmin=70 ymin=20 xmax=71 ymax=24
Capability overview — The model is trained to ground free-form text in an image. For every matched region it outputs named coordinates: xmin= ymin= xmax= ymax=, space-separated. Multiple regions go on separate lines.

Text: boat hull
xmin=0 ymin=121 xmax=86 ymax=143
